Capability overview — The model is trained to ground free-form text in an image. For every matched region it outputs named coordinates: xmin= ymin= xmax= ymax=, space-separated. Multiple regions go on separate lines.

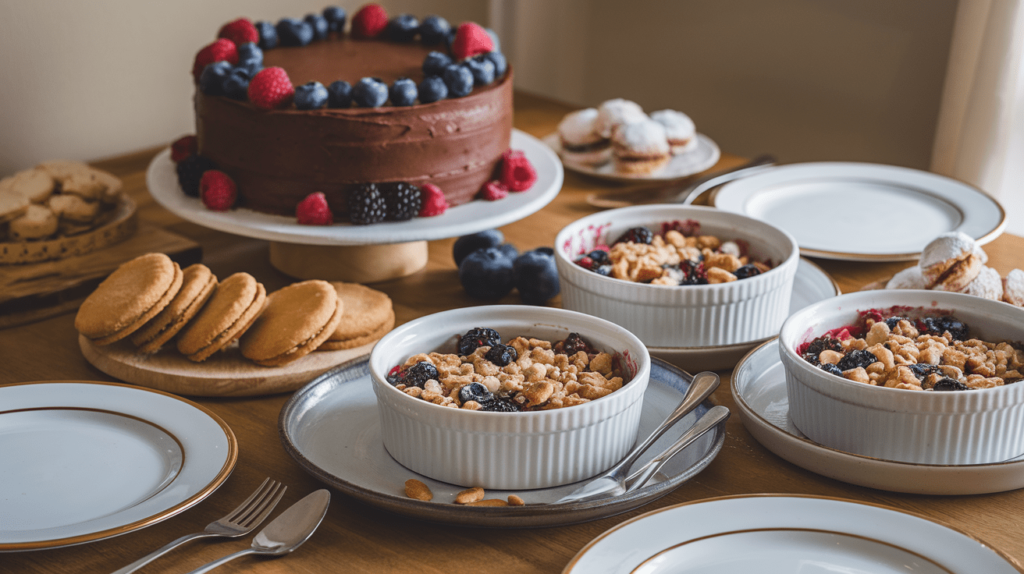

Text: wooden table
xmin=4 ymin=93 xmax=1024 ymax=573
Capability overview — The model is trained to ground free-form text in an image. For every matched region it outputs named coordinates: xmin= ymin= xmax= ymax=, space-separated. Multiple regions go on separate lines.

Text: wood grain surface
xmin=3 ymin=92 xmax=1024 ymax=573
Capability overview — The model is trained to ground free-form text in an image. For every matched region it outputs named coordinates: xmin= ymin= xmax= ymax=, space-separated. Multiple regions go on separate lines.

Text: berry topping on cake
xmin=500 ymin=150 xmax=537 ymax=192
xmin=422 ymin=51 xmax=453 ymax=76
xmin=327 ymin=80 xmax=353 ymax=108
xmin=465 ymin=57 xmax=495 ymax=86
xmin=513 ymin=249 xmax=561 ymax=305
xmin=304 ymin=13 xmax=329 ymax=40
xmin=380 ymin=182 xmax=422 ymax=221
xmin=389 ymin=78 xmax=418 ymax=106
xmin=482 ymin=51 xmax=508 ymax=77
xmin=387 ymin=14 xmax=419 ymax=42
xmin=247 ymin=67 xmax=294 ymax=110
xmin=479 ymin=180 xmax=508 ymax=201
xmin=254 ymin=21 xmax=278 ymax=50
xmin=218 ymin=18 xmax=259 ymax=47
xmin=418 ymin=76 xmax=448 ymax=103
xmin=322 ymin=6 xmax=347 ymax=32
xmin=442 ymin=64 xmax=474 ymax=98
xmin=222 ymin=67 xmax=252 ymax=100
xmin=170 ymin=135 xmax=197 ymax=163
xmin=419 ymin=15 xmax=451 ymax=45
xmin=199 ymin=170 xmax=237 ymax=211
xmin=460 ymin=248 xmax=515 ymax=300
xmin=451 ymin=22 xmax=494 ymax=60
xmin=347 ymin=183 xmax=387 ymax=225
xmin=276 ymin=18 xmax=314 ymax=47
xmin=295 ymin=192 xmax=333 ymax=225
xmin=353 ymin=77 xmax=388 ymax=107
xmin=176 ymin=155 xmax=217 ymax=197
xmin=192 ymin=39 xmax=238 ymax=82
xmin=236 ymin=43 xmax=263 ymax=75
xmin=418 ymin=183 xmax=448 ymax=217
xmin=457 ymin=328 xmax=502 ymax=355
xmin=199 ymin=61 xmax=233 ymax=95
xmin=294 ymin=81 xmax=329 ymax=110
xmin=352 ymin=4 xmax=388 ymax=39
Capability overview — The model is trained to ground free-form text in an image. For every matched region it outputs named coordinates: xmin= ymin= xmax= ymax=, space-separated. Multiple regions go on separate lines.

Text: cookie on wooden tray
xmin=75 ymin=252 xmax=184 ymax=345
xmin=176 ymin=272 xmax=266 ymax=362
xmin=130 ymin=264 xmax=218 ymax=354
xmin=8 ymin=169 xmax=55 ymax=203
xmin=60 ymin=171 xmax=107 ymax=201
xmin=8 ymin=204 xmax=58 ymax=240
xmin=0 ymin=189 xmax=30 ymax=223
xmin=317 ymin=282 xmax=394 ymax=350
xmin=48 ymin=193 xmax=100 ymax=223
xmin=240 ymin=280 xmax=344 ymax=366
xmin=36 ymin=159 xmax=92 ymax=181
xmin=92 ymin=168 xmax=124 ymax=204
xmin=319 ymin=309 xmax=395 ymax=350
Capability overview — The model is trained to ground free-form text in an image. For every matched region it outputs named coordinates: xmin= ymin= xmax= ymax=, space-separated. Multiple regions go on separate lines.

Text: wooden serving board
xmin=80 ymin=334 xmax=376 ymax=397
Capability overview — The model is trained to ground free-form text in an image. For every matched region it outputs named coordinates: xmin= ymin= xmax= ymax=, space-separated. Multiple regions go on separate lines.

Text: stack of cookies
xmin=75 ymin=252 xmax=395 ymax=367
xmin=0 ymin=160 xmax=123 ymax=242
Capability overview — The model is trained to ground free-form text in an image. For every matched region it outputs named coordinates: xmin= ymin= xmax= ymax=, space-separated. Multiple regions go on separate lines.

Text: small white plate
xmin=279 ymin=357 xmax=725 ymax=528
xmin=649 ymin=258 xmax=839 ymax=372
xmin=543 ymin=133 xmax=720 ymax=182
xmin=565 ymin=495 xmax=1019 ymax=573
xmin=713 ymin=162 xmax=1006 ymax=261
xmin=732 ymin=338 xmax=1024 ymax=495
xmin=146 ymin=129 xmax=563 ymax=246
xmin=0 ymin=381 xmax=236 ymax=551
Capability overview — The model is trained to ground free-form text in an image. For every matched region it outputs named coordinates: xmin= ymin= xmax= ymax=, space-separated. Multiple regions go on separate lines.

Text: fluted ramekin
xmin=779 ymin=290 xmax=1024 ymax=465
xmin=555 ymin=205 xmax=799 ymax=348
xmin=369 ymin=305 xmax=651 ymax=490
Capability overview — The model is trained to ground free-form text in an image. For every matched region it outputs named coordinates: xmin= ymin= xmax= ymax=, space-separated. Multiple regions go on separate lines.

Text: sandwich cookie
xmin=130 ymin=264 xmax=218 ymax=354
xmin=594 ymin=99 xmax=647 ymax=139
xmin=1003 ymin=269 xmax=1024 ymax=307
xmin=920 ymin=232 xmax=983 ymax=291
xmin=8 ymin=204 xmax=58 ymax=240
xmin=954 ymin=266 xmax=1003 ymax=301
xmin=612 ymin=119 xmax=671 ymax=175
xmin=557 ymin=108 xmax=611 ymax=166
xmin=885 ymin=265 xmax=926 ymax=290
xmin=75 ymin=253 xmax=184 ymax=345
xmin=176 ymin=272 xmax=266 ymax=362
xmin=319 ymin=282 xmax=395 ymax=350
xmin=240 ymin=280 xmax=344 ymax=366
xmin=650 ymin=109 xmax=697 ymax=155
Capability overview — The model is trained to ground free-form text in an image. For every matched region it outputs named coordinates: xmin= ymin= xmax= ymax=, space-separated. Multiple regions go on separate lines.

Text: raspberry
xmin=176 ymin=155 xmax=217 ymax=197
xmin=499 ymin=150 xmax=537 ymax=192
xmin=199 ymin=170 xmax=237 ymax=211
xmin=347 ymin=184 xmax=386 ymax=225
xmin=451 ymin=22 xmax=493 ymax=60
xmin=218 ymin=18 xmax=259 ymax=47
xmin=171 ymin=135 xmax=197 ymax=163
xmin=296 ymin=192 xmax=333 ymax=225
xmin=352 ymin=4 xmax=388 ymax=38
xmin=479 ymin=180 xmax=508 ymax=201
xmin=380 ymin=182 xmax=422 ymax=221
xmin=192 ymin=39 xmax=238 ymax=82
xmin=248 ymin=67 xmax=294 ymax=110
xmin=418 ymin=183 xmax=448 ymax=217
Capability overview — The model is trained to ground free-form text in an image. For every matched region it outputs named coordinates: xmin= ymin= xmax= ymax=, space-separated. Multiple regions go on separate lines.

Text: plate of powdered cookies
xmin=75 ymin=252 xmax=395 ymax=397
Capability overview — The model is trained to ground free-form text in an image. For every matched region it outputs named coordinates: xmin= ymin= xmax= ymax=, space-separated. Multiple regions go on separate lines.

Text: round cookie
xmin=10 ymin=169 xmax=55 ymax=203
xmin=920 ymin=232 xmax=977 ymax=287
xmin=49 ymin=193 xmax=100 ymax=223
xmin=75 ymin=253 xmax=183 ymax=345
xmin=594 ymin=99 xmax=647 ymax=139
xmin=327 ymin=282 xmax=394 ymax=341
xmin=91 ymin=169 xmax=124 ymax=204
xmin=36 ymin=159 xmax=92 ymax=181
xmin=1003 ymin=269 xmax=1024 ymax=307
xmin=558 ymin=108 xmax=611 ymax=166
xmin=8 ymin=204 xmax=58 ymax=240
xmin=0 ymin=189 xmax=30 ymax=223
xmin=240 ymin=280 xmax=344 ymax=367
xmin=176 ymin=272 xmax=266 ymax=362
xmin=956 ymin=266 xmax=1003 ymax=301
xmin=60 ymin=171 xmax=106 ymax=201
xmin=650 ymin=109 xmax=697 ymax=155
xmin=612 ymin=119 xmax=671 ymax=175
xmin=318 ymin=309 xmax=395 ymax=350
xmin=885 ymin=265 xmax=926 ymax=289
xmin=130 ymin=264 xmax=218 ymax=354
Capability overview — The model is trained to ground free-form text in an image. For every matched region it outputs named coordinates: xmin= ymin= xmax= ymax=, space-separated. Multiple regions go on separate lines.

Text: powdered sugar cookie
xmin=885 ymin=266 xmax=926 ymax=289
xmin=919 ymin=232 xmax=979 ymax=287
xmin=1003 ymin=269 xmax=1024 ymax=307
xmin=594 ymin=99 xmax=646 ymax=139
xmin=612 ymin=119 xmax=670 ymax=175
xmin=650 ymin=109 xmax=697 ymax=155
xmin=558 ymin=108 xmax=610 ymax=165
xmin=956 ymin=266 xmax=1003 ymax=301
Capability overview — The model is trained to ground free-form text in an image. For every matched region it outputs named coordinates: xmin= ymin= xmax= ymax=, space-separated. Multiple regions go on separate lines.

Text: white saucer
xmin=732 ymin=338 xmax=1024 ymax=495
xmin=279 ymin=357 xmax=725 ymax=528
xmin=565 ymin=495 xmax=1018 ymax=573
xmin=543 ymin=133 xmax=720 ymax=182
xmin=649 ymin=258 xmax=839 ymax=372
xmin=146 ymin=129 xmax=563 ymax=246
xmin=713 ymin=162 xmax=1006 ymax=261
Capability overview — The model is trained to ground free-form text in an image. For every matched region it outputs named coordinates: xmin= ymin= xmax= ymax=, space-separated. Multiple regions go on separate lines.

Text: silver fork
xmin=112 ymin=478 xmax=286 ymax=574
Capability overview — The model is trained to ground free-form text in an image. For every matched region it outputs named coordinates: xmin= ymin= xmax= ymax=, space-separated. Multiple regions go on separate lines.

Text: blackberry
xmin=482 ymin=398 xmax=520 ymax=412
xmin=802 ymin=352 xmax=821 ymax=366
xmin=176 ymin=154 xmax=217 ymax=197
xmin=459 ymin=382 xmax=493 ymax=404
xmin=819 ymin=363 xmax=843 ymax=376
xmin=614 ymin=227 xmax=653 ymax=245
xmin=837 ymin=349 xmax=878 ymax=371
xmin=919 ymin=316 xmax=969 ymax=340
xmin=733 ymin=264 xmax=761 ymax=280
xmin=484 ymin=344 xmax=517 ymax=366
xmin=559 ymin=332 xmax=594 ymax=356
xmin=380 ymin=182 xmax=422 ymax=221
xmin=805 ymin=336 xmax=842 ymax=357
xmin=680 ymin=260 xmax=708 ymax=285
xmin=458 ymin=328 xmax=501 ymax=356
xmin=346 ymin=184 xmax=386 ymax=225
xmin=402 ymin=362 xmax=439 ymax=388
xmin=909 ymin=363 xmax=942 ymax=381
xmin=932 ymin=377 xmax=971 ymax=392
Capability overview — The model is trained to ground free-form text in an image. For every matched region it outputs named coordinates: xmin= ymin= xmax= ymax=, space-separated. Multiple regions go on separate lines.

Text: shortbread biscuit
xmin=92 ymin=168 xmax=124 ymax=204
xmin=36 ymin=159 xmax=92 ymax=181
xmin=317 ymin=309 xmax=395 ymax=350
xmin=9 ymin=169 xmax=55 ymax=203
xmin=75 ymin=253 xmax=183 ymax=345
xmin=8 ymin=204 xmax=58 ymax=240
xmin=60 ymin=171 xmax=106 ymax=201
xmin=240 ymin=280 xmax=344 ymax=366
xmin=0 ymin=190 xmax=30 ymax=223
xmin=327 ymin=282 xmax=394 ymax=341
xmin=49 ymin=193 xmax=100 ymax=223
xmin=131 ymin=264 xmax=218 ymax=354
xmin=176 ymin=272 xmax=266 ymax=362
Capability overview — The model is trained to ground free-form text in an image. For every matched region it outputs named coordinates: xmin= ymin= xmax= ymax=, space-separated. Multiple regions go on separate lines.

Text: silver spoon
xmin=624 ymin=405 xmax=730 ymax=492
xmin=184 ymin=489 xmax=331 ymax=574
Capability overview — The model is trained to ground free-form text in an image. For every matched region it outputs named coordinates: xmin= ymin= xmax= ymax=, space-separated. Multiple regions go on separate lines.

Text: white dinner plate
xmin=712 ymin=162 xmax=1006 ymax=261
xmin=732 ymin=338 xmax=1024 ymax=495
xmin=648 ymin=258 xmax=839 ymax=372
xmin=565 ymin=495 xmax=1020 ymax=573
xmin=0 ymin=381 xmax=236 ymax=552
xmin=146 ymin=129 xmax=563 ymax=246
xmin=543 ymin=133 xmax=720 ymax=182
xmin=279 ymin=357 xmax=725 ymax=528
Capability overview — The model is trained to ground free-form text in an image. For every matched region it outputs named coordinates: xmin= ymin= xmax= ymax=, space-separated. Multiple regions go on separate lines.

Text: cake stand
xmin=147 ymin=129 xmax=563 ymax=282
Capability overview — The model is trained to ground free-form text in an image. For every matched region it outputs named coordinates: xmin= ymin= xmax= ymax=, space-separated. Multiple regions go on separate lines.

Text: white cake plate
xmin=146 ymin=129 xmax=563 ymax=282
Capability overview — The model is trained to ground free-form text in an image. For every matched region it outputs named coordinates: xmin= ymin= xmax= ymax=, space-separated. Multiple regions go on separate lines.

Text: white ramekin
xmin=369 ymin=305 xmax=651 ymax=490
xmin=779 ymin=289 xmax=1024 ymax=465
xmin=554 ymin=205 xmax=800 ymax=348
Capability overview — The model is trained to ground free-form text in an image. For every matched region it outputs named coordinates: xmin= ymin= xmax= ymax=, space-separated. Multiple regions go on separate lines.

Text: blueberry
xmin=199 ymin=61 xmax=233 ymax=96
xmin=885 ymin=317 xmax=905 ymax=329
xmin=482 ymin=51 xmax=508 ymax=77
xmin=534 ymin=247 xmax=555 ymax=257
xmin=419 ymin=15 xmax=451 ymax=45
xmin=352 ymin=77 xmax=388 ymax=107
xmin=322 ymin=6 xmax=347 ymax=32
xmin=459 ymin=247 xmax=515 ymax=300
xmin=484 ymin=344 xmax=518 ymax=367
xmin=277 ymin=18 xmax=314 ymax=47
xmin=595 ymin=264 xmax=612 ymax=276
xmin=400 ymin=362 xmax=439 ymax=388
xmin=294 ymin=81 xmax=329 ymax=110
xmin=453 ymin=230 xmax=503 ymax=267
xmin=327 ymin=80 xmax=353 ymax=108
xmin=513 ymin=250 xmax=560 ymax=305
xmin=458 ymin=328 xmax=502 ymax=356
xmin=422 ymin=51 xmax=453 ymax=77
xmin=933 ymin=377 xmax=971 ymax=392
xmin=819 ymin=363 xmax=844 ymax=376
xmin=496 ymin=243 xmax=519 ymax=261
xmin=222 ymin=67 xmax=252 ymax=100
xmin=389 ymin=78 xmax=417 ymax=107
xmin=615 ymin=227 xmax=653 ymax=245
xmin=387 ymin=14 xmax=419 ymax=42
xmin=459 ymin=382 xmax=494 ymax=405
xmin=443 ymin=29 xmax=457 ymax=51
xmin=464 ymin=57 xmax=495 ymax=86
xmin=588 ymin=250 xmax=610 ymax=266
xmin=442 ymin=64 xmax=474 ymax=98
xmin=733 ymin=264 xmax=761 ymax=280
xmin=417 ymin=76 xmax=448 ymax=103
xmin=236 ymin=43 xmax=263 ymax=73
xmin=485 ymin=27 xmax=501 ymax=52
xmin=304 ymin=14 xmax=329 ymax=40
xmin=255 ymin=21 xmax=278 ymax=49
xmin=837 ymin=349 xmax=878 ymax=371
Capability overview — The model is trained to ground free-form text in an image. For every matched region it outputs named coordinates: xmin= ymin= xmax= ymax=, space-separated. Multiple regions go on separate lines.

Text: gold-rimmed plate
xmin=0 ymin=381 xmax=236 ymax=552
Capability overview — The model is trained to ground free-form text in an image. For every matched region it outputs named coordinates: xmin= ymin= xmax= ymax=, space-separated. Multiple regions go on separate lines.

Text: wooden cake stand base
xmin=268 ymin=241 xmax=428 ymax=283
